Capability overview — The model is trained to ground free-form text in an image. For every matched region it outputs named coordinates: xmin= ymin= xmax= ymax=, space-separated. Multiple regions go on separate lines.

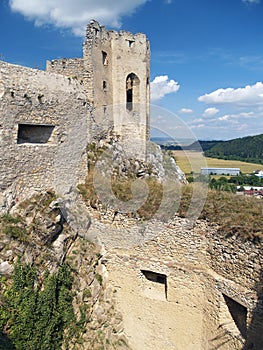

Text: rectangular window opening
xmin=17 ymin=124 xmax=55 ymax=144
xmin=141 ymin=270 xmax=167 ymax=299
xmin=222 ymin=293 xmax=247 ymax=339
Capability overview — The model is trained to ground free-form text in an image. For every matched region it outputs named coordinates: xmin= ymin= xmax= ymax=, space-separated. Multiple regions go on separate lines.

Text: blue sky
xmin=1 ymin=0 xmax=263 ymax=140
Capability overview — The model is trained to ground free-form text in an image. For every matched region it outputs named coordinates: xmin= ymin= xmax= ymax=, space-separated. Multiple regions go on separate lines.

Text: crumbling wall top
xmin=86 ymin=19 xmax=147 ymax=43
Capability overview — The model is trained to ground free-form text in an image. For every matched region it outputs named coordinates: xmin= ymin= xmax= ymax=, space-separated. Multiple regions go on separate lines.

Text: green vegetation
xmin=204 ymin=133 xmax=263 ymax=164
xmin=80 ymin=143 xmax=263 ymax=241
xmin=161 ymin=140 xmax=223 ymax=151
xmin=0 ymin=214 xmax=28 ymax=243
xmin=79 ymin=141 xmax=165 ymax=220
xmin=187 ymin=174 xmax=263 ymax=193
xmin=209 ymin=177 xmax=237 ymax=192
xmin=189 ymin=140 xmax=223 ymax=151
xmin=0 ymin=261 xmax=75 ymax=350
xmin=95 ymin=273 xmax=103 ymax=286
xmin=165 ymin=134 xmax=263 ymax=164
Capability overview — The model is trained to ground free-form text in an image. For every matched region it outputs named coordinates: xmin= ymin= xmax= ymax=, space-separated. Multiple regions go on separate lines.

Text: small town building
xmin=254 ymin=170 xmax=263 ymax=178
xmin=201 ymin=167 xmax=240 ymax=175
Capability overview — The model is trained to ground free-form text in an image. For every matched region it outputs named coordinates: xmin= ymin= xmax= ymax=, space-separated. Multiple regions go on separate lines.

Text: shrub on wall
xmin=0 ymin=261 xmax=75 ymax=350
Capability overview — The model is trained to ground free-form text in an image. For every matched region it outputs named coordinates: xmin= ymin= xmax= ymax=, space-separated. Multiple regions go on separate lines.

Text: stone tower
xmin=83 ymin=20 xmax=150 ymax=158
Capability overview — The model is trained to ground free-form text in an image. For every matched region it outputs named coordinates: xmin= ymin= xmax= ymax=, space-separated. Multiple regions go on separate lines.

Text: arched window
xmin=126 ymin=73 xmax=140 ymax=111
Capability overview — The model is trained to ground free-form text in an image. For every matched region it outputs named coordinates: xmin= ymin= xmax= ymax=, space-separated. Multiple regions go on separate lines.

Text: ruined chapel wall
xmin=101 ymin=220 xmax=215 ymax=350
xmin=0 ymin=61 xmax=88 ymax=209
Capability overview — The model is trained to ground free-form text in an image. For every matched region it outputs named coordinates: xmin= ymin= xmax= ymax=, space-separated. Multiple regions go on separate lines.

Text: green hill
xmin=204 ymin=134 xmax=263 ymax=164
xmin=161 ymin=140 xmax=223 ymax=151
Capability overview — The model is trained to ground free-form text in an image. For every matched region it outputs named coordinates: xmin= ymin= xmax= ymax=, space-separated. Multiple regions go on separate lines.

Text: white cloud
xmin=218 ymin=111 xmax=256 ymax=122
xmin=190 ymin=123 xmax=205 ymax=129
xmin=198 ymin=82 xmax=263 ymax=106
xmin=242 ymin=0 xmax=260 ymax=4
xmin=151 ymin=75 xmax=180 ymax=101
xmin=9 ymin=0 xmax=149 ymax=35
xmin=179 ymin=108 xmax=193 ymax=114
xmin=202 ymin=107 xmax=219 ymax=118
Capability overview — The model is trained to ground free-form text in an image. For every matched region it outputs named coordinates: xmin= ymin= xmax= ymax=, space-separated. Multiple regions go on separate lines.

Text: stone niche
xmin=17 ymin=124 xmax=55 ymax=144
xmin=141 ymin=269 xmax=167 ymax=301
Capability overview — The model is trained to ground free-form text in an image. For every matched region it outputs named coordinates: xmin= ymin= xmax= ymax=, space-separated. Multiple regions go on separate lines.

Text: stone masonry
xmin=0 ymin=20 xmax=150 ymax=211
xmin=0 ymin=61 xmax=88 ymax=210
xmin=0 ymin=20 xmax=262 ymax=350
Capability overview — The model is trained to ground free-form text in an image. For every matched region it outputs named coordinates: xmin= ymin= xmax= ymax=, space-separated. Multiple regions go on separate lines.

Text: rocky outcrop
xmin=0 ymin=191 xmax=130 ymax=349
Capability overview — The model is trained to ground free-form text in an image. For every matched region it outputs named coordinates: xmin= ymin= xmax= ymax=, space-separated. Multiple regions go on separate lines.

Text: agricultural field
xmin=172 ymin=150 xmax=263 ymax=175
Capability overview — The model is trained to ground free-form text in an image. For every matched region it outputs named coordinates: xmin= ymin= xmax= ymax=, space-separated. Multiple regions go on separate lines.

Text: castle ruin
xmin=0 ymin=20 xmax=262 ymax=350
xmin=0 ymin=20 xmax=150 ymax=208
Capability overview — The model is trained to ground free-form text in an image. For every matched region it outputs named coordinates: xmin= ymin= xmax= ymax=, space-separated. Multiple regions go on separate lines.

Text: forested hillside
xmin=204 ymin=134 xmax=263 ymax=164
xmin=161 ymin=140 xmax=222 ymax=151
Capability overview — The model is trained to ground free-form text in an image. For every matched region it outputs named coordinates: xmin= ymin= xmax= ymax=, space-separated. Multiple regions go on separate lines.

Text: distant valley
xmin=155 ymin=133 xmax=263 ymax=165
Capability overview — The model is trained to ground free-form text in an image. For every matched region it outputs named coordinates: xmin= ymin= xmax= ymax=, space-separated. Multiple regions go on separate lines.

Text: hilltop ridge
xmin=204 ymin=133 xmax=263 ymax=164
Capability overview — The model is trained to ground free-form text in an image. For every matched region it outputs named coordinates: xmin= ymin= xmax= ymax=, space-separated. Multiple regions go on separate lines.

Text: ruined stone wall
xmin=111 ymin=29 xmax=150 ymax=120
xmin=110 ymin=29 xmax=150 ymax=158
xmin=46 ymin=58 xmax=84 ymax=83
xmin=0 ymin=61 xmax=89 ymax=211
xmin=83 ymin=22 xmax=114 ymax=138
xmin=206 ymin=231 xmax=263 ymax=349
xmin=83 ymin=21 xmax=150 ymax=158
xmin=43 ymin=21 xmax=150 ymax=159
xmin=85 ymin=208 xmax=263 ymax=350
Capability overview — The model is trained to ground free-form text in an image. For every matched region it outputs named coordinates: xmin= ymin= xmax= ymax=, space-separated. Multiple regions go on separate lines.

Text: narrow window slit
xmin=102 ymin=51 xmax=108 ymax=65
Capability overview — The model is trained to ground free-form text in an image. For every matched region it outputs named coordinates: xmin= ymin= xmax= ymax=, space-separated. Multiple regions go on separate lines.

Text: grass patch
xmin=1 ymin=214 xmax=23 ymax=225
xmin=79 ymin=171 xmax=165 ymax=220
xmin=79 ymin=141 xmax=166 ymax=219
xmin=0 ymin=214 xmax=28 ymax=242
xmin=3 ymin=226 xmax=28 ymax=242
xmin=178 ymin=185 xmax=263 ymax=241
